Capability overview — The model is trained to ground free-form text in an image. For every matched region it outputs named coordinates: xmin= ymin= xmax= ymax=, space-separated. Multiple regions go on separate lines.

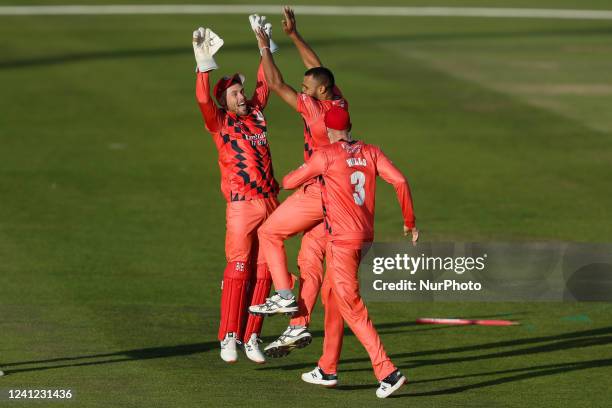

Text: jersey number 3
xmin=351 ymin=171 xmax=366 ymax=206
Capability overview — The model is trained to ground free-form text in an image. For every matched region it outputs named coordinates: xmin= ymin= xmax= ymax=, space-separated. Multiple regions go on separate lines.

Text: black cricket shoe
xmin=376 ymin=369 xmax=406 ymax=398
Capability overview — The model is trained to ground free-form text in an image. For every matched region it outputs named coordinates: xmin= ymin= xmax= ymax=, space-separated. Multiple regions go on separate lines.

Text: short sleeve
xmin=296 ymin=93 xmax=324 ymax=118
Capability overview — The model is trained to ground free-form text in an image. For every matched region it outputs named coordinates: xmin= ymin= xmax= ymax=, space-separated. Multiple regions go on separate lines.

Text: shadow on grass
xmin=333 ymin=329 xmax=612 ymax=397
xmin=255 ymin=326 xmax=612 ymax=374
xmin=399 ymin=357 xmax=612 ymax=397
xmin=0 ymin=313 xmax=519 ymax=376
xmin=0 ymin=319 xmax=431 ymax=375
xmin=2 ymin=26 xmax=612 ymax=70
xmin=335 ymin=358 xmax=612 ymax=395
xmin=1 ymin=342 xmax=217 ymax=375
xmin=6 ymin=313 xmax=609 ymax=395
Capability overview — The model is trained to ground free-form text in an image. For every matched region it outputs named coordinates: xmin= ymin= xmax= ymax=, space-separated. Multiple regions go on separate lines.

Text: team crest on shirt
xmin=342 ymin=142 xmax=362 ymax=154
xmin=252 ymin=110 xmax=265 ymax=122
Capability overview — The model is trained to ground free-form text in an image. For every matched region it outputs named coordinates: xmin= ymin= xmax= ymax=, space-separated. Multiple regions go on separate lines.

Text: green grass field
xmin=1 ymin=1 xmax=612 ymax=406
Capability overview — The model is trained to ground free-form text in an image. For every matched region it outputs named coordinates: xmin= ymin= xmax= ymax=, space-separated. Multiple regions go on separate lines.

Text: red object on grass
xmin=416 ymin=318 xmax=519 ymax=326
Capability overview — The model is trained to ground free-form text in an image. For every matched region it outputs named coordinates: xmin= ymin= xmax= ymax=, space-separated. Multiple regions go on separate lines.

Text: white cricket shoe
xmin=301 ymin=367 xmax=338 ymax=387
xmin=264 ymin=325 xmax=312 ymax=358
xmin=220 ymin=332 xmax=238 ymax=363
xmin=248 ymin=293 xmax=298 ymax=316
xmin=376 ymin=369 xmax=406 ymax=398
xmin=243 ymin=334 xmax=266 ymax=364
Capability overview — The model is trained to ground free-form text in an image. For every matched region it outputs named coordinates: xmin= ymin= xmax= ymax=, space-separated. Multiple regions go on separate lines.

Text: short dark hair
xmin=304 ymin=66 xmax=335 ymax=90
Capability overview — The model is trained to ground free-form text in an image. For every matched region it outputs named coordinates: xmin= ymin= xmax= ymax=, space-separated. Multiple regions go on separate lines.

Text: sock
xmin=277 ymin=289 xmax=294 ymax=300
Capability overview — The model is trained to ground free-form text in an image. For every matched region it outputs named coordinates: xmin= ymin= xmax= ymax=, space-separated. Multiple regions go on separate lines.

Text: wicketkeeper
xmin=192 ymin=25 xmax=279 ymax=364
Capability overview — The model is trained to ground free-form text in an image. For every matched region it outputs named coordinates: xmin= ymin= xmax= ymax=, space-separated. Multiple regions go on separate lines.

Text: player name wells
xmin=370 ymin=253 xmax=486 ymax=292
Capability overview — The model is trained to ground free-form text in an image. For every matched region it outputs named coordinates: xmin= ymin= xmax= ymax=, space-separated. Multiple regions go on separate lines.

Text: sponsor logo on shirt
xmin=244 ymin=132 xmax=268 ymax=145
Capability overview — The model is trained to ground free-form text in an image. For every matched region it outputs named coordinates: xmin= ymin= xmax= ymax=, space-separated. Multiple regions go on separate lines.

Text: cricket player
xmin=192 ymin=26 xmax=279 ymax=364
xmin=283 ymin=107 xmax=418 ymax=398
xmin=248 ymin=8 xmax=349 ymax=357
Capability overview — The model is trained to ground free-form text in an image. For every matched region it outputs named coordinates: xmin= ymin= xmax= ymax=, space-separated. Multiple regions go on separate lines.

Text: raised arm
xmin=282 ymin=6 xmax=322 ymax=69
xmin=195 ymin=72 xmax=224 ymax=132
xmin=283 ymin=150 xmax=328 ymax=190
xmin=375 ymin=148 xmax=418 ymax=243
xmin=193 ymin=27 xmax=225 ymax=132
xmin=255 ymin=28 xmax=299 ymax=111
xmin=249 ymin=60 xmax=270 ymax=110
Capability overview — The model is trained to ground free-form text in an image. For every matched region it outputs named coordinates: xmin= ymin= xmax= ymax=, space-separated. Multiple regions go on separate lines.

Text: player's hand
xmin=192 ymin=27 xmax=224 ymax=72
xmin=404 ymin=226 xmax=419 ymax=246
xmin=255 ymin=27 xmax=271 ymax=53
xmin=282 ymin=6 xmax=297 ymax=36
xmin=249 ymin=14 xmax=278 ymax=53
xmin=249 ymin=13 xmax=263 ymax=35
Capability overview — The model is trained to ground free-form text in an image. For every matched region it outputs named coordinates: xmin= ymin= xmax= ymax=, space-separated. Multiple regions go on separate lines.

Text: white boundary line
xmin=1 ymin=5 xmax=612 ymax=20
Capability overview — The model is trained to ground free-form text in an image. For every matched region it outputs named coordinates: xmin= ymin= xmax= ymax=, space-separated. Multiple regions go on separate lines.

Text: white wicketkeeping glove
xmin=248 ymin=14 xmax=278 ymax=54
xmin=192 ymin=27 xmax=224 ymax=72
